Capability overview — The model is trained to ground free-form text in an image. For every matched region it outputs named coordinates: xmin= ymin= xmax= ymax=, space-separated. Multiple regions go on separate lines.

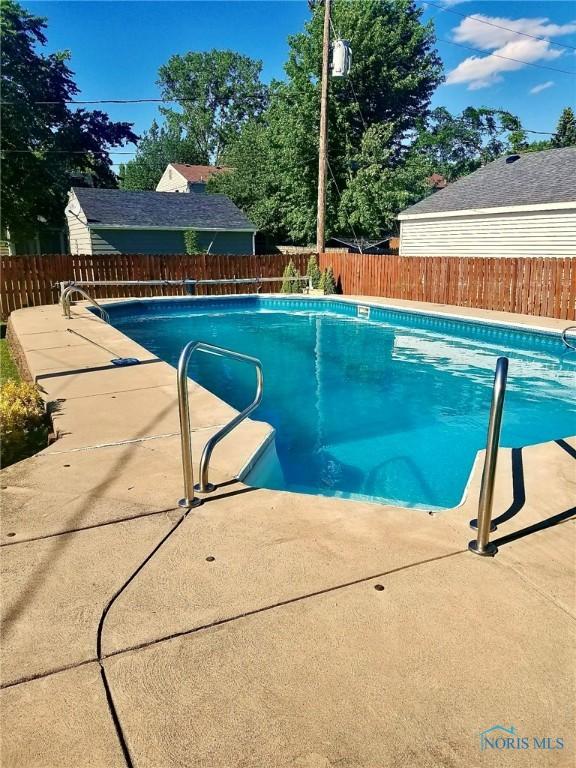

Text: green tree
xmin=306 ymin=253 xmax=321 ymax=288
xmin=212 ymin=0 xmax=442 ymax=243
xmin=338 ymin=126 xmax=434 ymax=234
xmin=0 ymin=0 xmax=137 ymax=240
xmin=319 ymin=266 xmax=336 ymax=295
xmin=413 ymin=107 xmax=526 ymax=181
xmin=158 ymin=50 xmax=268 ymax=163
xmin=552 ymin=107 xmax=576 ymax=148
xmin=119 ymin=120 xmax=204 ymax=190
xmin=281 ymin=260 xmax=303 ymax=293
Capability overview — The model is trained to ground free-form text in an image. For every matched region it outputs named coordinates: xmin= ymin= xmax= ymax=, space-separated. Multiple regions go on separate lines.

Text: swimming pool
xmin=106 ymin=296 xmax=576 ymax=510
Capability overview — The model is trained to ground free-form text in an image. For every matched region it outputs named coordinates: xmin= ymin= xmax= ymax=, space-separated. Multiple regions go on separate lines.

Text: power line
xmin=423 ymin=1 xmax=576 ymax=53
xmin=1 ymin=96 xmax=201 ymax=106
xmin=438 ymin=37 xmax=576 ymax=76
xmin=1 ymin=149 xmax=137 ymax=154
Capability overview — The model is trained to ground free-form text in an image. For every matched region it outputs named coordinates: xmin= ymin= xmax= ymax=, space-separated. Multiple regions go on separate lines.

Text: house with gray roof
xmin=65 ymin=187 xmax=256 ymax=256
xmin=398 ymin=147 xmax=576 ymax=258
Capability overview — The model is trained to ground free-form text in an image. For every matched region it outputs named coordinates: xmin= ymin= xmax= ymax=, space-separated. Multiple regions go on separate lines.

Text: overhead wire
xmin=437 ymin=37 xmax=576 ymax=76
xmin=422 ymin=1 xmax=576 ymax=53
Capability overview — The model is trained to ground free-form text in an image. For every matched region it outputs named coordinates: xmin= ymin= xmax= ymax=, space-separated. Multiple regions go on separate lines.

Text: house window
xmin=168 ymin=170 xmax=172 ymax=180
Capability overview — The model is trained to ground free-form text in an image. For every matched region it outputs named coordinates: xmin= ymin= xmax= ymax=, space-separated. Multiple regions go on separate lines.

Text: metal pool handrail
xmin=61 ymin=285 xmax=110 ymax=324
xmin=561 ymin=325 xmax=576 ymax=351
xmin=177 ymin=341 xmax=264 ymax=508
xmin=468 ymin=356 xmax=509 ymax=557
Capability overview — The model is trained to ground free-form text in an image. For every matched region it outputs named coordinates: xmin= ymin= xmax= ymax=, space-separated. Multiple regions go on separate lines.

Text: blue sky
xmin=25 ymin=1 xmax=576 ymax=168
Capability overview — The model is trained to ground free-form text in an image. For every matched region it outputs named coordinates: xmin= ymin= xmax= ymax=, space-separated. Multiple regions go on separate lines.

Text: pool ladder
xmin=177 ymin=341 xmax=264 ymax=508
xmin=61 ymin=285 xmax=110 ymax=324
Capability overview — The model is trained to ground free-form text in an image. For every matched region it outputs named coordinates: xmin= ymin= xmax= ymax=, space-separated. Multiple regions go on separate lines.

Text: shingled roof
xmin=72 ymin=188 xmax=256 ymax=230
xmin=170 ymin=163 xmax=229 ymax=183
xmin=399 ymin=147 xmax=576 ymax=218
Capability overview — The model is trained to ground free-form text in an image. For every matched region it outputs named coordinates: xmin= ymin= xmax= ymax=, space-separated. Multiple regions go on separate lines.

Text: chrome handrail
xmin=561 ymin=325 xmax=576 ymax=351
xmin=177 ymin=341 xmax=264 ymax=508
xmin=61 ymin=285 xmax=110 ymax=324
xmin=468 ymin=356 xmax=509 ymax=557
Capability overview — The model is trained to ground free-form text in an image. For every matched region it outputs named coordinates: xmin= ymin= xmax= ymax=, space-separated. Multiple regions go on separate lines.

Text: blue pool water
xmin=106 ymin=297 xmax=576 ymax=509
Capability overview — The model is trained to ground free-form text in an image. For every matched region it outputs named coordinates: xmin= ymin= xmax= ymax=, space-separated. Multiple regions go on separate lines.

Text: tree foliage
xmin=158 ymin=50 xmax=268 ymax=164
xmin=552 ymin=107 xmax=576 ymax=148
xmin=212 ymin=0 xmax=442 ymax=244
xmin=319 ymin=266 xmax=336 ymax=295
xmin=0 ymin=0 xmax=137 ymax=239
xmin=183 ymin=229 xmax=205 ymax=254
xmin=306 ymin=253 xmax=321 ymax=289
xmin=119 ymin=119 xmax=204 ymax=190
xmin=281 ymin=260 xmax=303 ymax=293
xmin=413 ymin=106 xmax=525 ymax=181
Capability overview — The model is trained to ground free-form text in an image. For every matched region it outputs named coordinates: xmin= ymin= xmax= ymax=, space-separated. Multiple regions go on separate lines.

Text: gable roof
xmin=170 ymin=163 xmax=229 ymax=184
xmin=399 ymin=147 xmax=576 ymax=219
xmin=71 ymin=188 xmax=256 ymax=231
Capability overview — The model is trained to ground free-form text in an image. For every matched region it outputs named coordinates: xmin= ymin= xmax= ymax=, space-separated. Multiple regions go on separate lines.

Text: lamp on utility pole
xmin=316 ymin=0 xmax=331 ymax=255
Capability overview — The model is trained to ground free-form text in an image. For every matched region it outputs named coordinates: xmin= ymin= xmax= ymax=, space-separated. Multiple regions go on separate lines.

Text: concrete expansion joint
xmin=0 ymin=506 xmax=180 ymax=548
xmin=99 ymin=549 xmax=469 ymax=663
xmin=493 ymin=549 xmax=576 ymax=624
xmin=43 ymin=424 xmax=225 ymax=455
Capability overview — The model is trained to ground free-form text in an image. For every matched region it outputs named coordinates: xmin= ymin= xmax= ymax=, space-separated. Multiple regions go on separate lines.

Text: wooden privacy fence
xmin=1 ymin=251 xmax=575 ymax=320
xmin=319 ymin=252 xmax=576 ymax=321
xmin=0 ymin=252 xmax=309 ymax=317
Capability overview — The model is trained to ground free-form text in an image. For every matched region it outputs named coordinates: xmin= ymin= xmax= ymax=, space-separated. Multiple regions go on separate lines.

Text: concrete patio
xmin=1 ymin=298 xmax=574 ymax=768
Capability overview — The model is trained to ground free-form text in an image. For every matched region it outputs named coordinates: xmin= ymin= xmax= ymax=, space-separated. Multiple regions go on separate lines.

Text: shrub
xmin=306 ymin=254 xmax=321 ymax=289
xmin=281 ymin=259 xmax=303 ymax=293
xmin=319 ymin=266 xmax=336 ymax=295
xmin=0 ymin=380 xmax=49 ymax=467
xmin=184 ymin=229 xmax=204 ymax=254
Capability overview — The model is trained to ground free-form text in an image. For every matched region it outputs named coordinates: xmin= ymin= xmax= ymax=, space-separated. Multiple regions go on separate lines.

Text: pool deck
xmin=1 ymin=296 xmax=574 ymax=768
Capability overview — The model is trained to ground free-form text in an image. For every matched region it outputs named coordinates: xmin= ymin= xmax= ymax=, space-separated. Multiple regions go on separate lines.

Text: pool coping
xmin=94 ymin=291 xmax=576 ymax=339
xmin=7 ymin=293 xmax=575 ymax=518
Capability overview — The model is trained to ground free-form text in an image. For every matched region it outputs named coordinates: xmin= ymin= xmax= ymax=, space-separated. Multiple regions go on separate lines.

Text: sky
xmin=24 ymin=0 xmax=576 ymax=168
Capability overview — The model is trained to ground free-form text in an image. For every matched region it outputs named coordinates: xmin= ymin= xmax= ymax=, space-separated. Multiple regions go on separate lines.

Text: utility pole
xmin=316 ymin=0 xmax=331 ymax=255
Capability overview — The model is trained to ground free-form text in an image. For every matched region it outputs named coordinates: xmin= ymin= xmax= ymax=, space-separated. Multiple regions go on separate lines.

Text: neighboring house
xmin=155 ymin=163 xmax=229 ymax=193
xmin=427 ymin=173 xmax=448 ymax=191
xmin=3 ymin=226 xmax=68 ymax=256
xmin=398 ymin=147 xmax=576 ymax=257
xmin=65 ymin=187 xmax=257 ymax=255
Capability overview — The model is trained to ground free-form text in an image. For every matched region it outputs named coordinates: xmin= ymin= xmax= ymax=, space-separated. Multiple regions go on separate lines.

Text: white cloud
xmin=445 ymin=15 xmax=576 ymax=90
xmin=530 ymin=80 xmax=555 ymax=94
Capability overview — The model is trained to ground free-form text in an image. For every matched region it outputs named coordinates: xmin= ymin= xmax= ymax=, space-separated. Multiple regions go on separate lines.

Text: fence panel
xmin=1 ymin=252 xmax=574 ymax=320
xmin=0 ymin=252 xmax=310 ymax=317
xmin=320 ymin=252 xmax=576 ymax=321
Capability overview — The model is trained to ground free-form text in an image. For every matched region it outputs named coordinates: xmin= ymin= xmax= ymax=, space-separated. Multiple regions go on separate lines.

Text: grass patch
xmin=1 ymin=337 xmax=21 ymax=382
xmin=0 ymin=326 xmax=50 ymax=467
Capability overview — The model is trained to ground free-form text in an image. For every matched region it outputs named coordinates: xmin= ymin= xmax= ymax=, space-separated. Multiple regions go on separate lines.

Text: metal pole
xmin=177 ymin=342 xmax=202 ymax=509
xmin=469 ymin=357 xmax=509 ymax=557
xmin=315 ymin=0 xmax=331 ymax=255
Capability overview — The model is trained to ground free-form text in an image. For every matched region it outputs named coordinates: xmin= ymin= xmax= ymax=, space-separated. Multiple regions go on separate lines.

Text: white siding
xmin=155 ymin=164 xmax=189 ymax=193
xmin=399 ymin=208 xmax=576 ymax=257
xmin=65 ymin=192 xmax=93 ymax=254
